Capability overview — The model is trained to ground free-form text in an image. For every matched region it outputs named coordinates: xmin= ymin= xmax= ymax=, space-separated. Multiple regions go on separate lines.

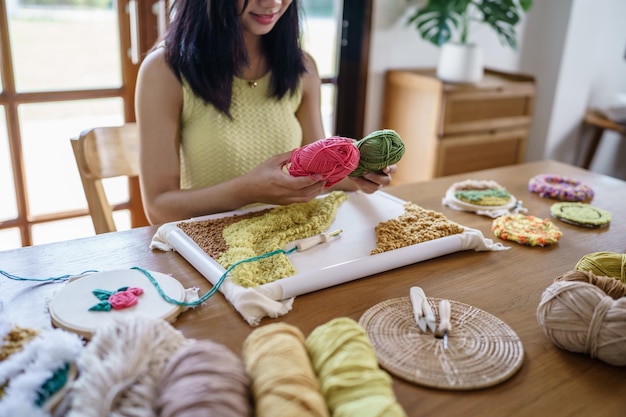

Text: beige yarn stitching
xmin=371 ymin=202 xmax=464 ymax=255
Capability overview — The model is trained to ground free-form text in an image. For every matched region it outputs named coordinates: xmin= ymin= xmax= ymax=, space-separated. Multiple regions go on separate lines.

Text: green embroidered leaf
xmin=89 ymin=301 xmax=112 ymax=312
xmin=92 ymin=289 xmax=114 ymax=301
xmin=117 ymin=287 xmax=129 ymax=293
xmin=35 ymin=363 xmax=70 ymax=407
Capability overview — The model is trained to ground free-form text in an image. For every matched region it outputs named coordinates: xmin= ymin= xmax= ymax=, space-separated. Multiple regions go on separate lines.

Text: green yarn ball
xmin=575 ymin=251 xmax=626 ymax=283
xmin=349 ymin=129 xmax=406 ymax=177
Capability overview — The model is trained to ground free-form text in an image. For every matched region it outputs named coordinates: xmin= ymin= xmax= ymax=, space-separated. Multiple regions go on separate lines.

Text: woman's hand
xmin=349 ymin=165 xmax=398 ymax=193
xmin=240 ymin=151 xmax=328 ymax=206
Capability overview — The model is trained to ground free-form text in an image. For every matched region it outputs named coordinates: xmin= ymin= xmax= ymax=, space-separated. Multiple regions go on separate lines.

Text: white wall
xmin=517 ymin=1 xmax=573 ymax=162
xmin=521 ymin=0 xmax=626 ymax=179
xmin=366 ymin=0 xmax=626 ymax=179
xmin=558 ymin=0 xmax=626 ymax=178
xmin=366 ymin=0 xmax=525 ymax=135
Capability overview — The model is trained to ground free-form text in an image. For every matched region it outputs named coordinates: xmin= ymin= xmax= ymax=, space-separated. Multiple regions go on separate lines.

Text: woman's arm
xmin=296 ymin=53 xmax=326 ymax=145
xmin=135 ymin=49 xmax=326 ymax=224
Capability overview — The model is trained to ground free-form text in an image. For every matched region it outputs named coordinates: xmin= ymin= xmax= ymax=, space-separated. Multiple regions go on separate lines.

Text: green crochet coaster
xmin=550 ymin=202 xmax=612 ymax=228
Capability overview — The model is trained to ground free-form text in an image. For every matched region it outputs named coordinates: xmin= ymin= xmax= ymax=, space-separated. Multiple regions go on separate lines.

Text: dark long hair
xmin=163 ymin=0 xmax=306 ymax=117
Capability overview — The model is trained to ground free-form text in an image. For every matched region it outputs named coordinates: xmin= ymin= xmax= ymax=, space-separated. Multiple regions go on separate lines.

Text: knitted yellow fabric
xmin=180 ymin=73 xmax=303 ymax=189
xmin=218 ymin=191 xmax=348 ymax=287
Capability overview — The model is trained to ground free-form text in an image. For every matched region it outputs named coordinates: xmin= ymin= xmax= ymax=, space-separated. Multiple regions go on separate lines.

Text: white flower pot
xmin=437 ymin=43 xmax=483 ymax=83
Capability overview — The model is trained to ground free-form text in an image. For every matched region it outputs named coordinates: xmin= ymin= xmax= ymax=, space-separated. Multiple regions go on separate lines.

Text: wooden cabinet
xmin=381 ymin=68 xmax=535 ymax=184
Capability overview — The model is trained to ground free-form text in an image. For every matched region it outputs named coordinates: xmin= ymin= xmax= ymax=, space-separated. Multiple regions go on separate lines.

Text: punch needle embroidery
xmin=89 ymin=286 xmax=144 ymax=312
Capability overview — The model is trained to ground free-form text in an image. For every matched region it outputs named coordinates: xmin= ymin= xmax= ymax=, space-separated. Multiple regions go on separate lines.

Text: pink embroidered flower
xmin=127 ymin=287 xmax=144 ymax=296
xmin=109 ymin=287 xmax=143 ymax=310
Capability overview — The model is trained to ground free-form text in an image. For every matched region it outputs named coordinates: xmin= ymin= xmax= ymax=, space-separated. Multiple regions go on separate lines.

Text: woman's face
xmin=237 ymin=0 xmax=293 ymax=36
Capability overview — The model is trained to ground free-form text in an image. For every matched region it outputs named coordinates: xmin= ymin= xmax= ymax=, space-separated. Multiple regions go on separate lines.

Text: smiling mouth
xmin=251 ymin=12 xmax=278 ymax=25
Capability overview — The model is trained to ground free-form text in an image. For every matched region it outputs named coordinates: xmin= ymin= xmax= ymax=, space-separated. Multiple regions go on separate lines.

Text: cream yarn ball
xmin=537 ymin=270 xmax=626 ymax=366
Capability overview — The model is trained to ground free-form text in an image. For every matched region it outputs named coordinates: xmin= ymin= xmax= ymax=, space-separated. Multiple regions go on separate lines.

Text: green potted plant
xmin=406 ymin=0 xmax=533 ymax=83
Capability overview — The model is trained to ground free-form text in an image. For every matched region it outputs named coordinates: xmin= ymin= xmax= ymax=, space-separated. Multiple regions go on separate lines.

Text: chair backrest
xmin=70 ymin=123 xmax=147 ymax=234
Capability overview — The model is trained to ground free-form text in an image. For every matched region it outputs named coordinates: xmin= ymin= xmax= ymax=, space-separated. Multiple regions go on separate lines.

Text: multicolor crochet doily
xmin=492 ymin=214 xmax=562 ymax=246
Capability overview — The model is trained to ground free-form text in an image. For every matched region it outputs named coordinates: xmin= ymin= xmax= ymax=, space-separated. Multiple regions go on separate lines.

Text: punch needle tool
xmin=436 ymin=299 xmax=451 ymax=349
xmin=288 ymin=229 xmax=343 ymax=252
xmin=410 ymin=286 xmax=436 ymax=333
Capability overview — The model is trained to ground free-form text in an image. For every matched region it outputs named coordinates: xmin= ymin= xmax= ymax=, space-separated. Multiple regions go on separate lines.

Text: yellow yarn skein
xmin=242 ymin=322 xmax=329 ymax=417
xmin=575 ymin=251 xmax=626 ymax=283
xmin=305 ymin=317 xmax=407 ymax=417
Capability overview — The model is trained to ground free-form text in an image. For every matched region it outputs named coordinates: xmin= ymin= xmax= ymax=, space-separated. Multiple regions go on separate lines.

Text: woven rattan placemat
xmin=359 ymin=297 xmax=524 ymax=390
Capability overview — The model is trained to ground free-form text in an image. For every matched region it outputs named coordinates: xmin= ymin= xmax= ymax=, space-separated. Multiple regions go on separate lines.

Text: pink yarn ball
xmin=286 ymin=137 xmax=360 ymax=187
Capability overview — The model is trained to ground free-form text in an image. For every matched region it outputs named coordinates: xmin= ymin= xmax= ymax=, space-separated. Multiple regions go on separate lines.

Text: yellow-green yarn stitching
xmin=454 ymin=188 xmax=512 ymax=206
xmin=218 ymin=191 xmax=348 ymax=287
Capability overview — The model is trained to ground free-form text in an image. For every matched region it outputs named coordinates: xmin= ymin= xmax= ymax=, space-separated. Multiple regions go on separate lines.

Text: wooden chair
xmin=70 ymin=123 xmax=149 ymax=234
xmin=581 ymin=110 xmax=626 ymax=169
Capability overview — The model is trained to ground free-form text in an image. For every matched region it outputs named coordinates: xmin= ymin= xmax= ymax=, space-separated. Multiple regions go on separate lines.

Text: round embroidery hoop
xmin=442 ymin=179 xmax=521 ymax=218
xmin=359 ymin=297 xmax=524 ymax=390
xmin=48 ymin=269 xmax=185 ymax=339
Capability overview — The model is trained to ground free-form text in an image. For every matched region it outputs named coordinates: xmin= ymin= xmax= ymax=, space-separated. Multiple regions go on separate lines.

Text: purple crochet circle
xmin=528 ymin=174 xmax=594 ymax=202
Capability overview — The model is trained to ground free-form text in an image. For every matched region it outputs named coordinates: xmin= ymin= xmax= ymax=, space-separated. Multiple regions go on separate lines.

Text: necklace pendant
xmin=248 ymin=81 xmax=258 ymax=88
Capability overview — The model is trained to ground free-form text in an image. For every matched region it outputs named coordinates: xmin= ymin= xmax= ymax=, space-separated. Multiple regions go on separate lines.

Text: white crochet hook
xmin=288 ymin=229 xmax=343 ymax=252
xmin=435 ymin=299 xmax=451 ymax=349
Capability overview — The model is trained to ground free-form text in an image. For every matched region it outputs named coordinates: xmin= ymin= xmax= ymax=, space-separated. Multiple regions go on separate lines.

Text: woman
xmin=135 ymin=0 xmax=395 ymax=224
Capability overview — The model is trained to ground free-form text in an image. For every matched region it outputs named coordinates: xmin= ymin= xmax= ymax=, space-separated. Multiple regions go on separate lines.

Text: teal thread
xmin=131 ymin=246 xmax=298 ymax=307
xmin=1 ymin=247 xmax=297 ymax=308
xmin=0 ymin=269 xmax=99 ymax=282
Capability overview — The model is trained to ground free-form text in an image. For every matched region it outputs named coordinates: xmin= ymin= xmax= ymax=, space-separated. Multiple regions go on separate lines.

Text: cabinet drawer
xmin=440 ymin=88 xmax=534 ymax=135
xmin=436 ymin=129 xmax=528 ymax=177
xmin=438 ymin=69 xmax=535 ymax=136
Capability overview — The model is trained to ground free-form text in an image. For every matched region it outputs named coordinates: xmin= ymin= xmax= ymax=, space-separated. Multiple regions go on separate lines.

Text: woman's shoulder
xmin=300 ymin=52 xmax=321 ymax=91
xmin=138 ymin=47 xmax=170 ymax=77
xmin=137 ymin=47 xmax=182 ymax=92
xmin=136 ymin=46 xmax=183 ymax=105
xmin=302 ymin=52 xmax=320 ymax=78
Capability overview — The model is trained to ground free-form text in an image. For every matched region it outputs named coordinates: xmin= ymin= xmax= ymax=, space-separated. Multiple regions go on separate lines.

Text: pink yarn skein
xmin=286 ymin=136 xmax=360 ymax=187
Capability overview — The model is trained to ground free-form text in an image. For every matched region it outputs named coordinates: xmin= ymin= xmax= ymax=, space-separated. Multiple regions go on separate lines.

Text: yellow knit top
xmin=180 ymin=72 xmax=303 ymax=189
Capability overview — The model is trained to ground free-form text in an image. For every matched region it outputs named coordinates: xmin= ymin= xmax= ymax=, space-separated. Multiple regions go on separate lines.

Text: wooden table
xmin=2 ymin=160 xmax=625 ymax=416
